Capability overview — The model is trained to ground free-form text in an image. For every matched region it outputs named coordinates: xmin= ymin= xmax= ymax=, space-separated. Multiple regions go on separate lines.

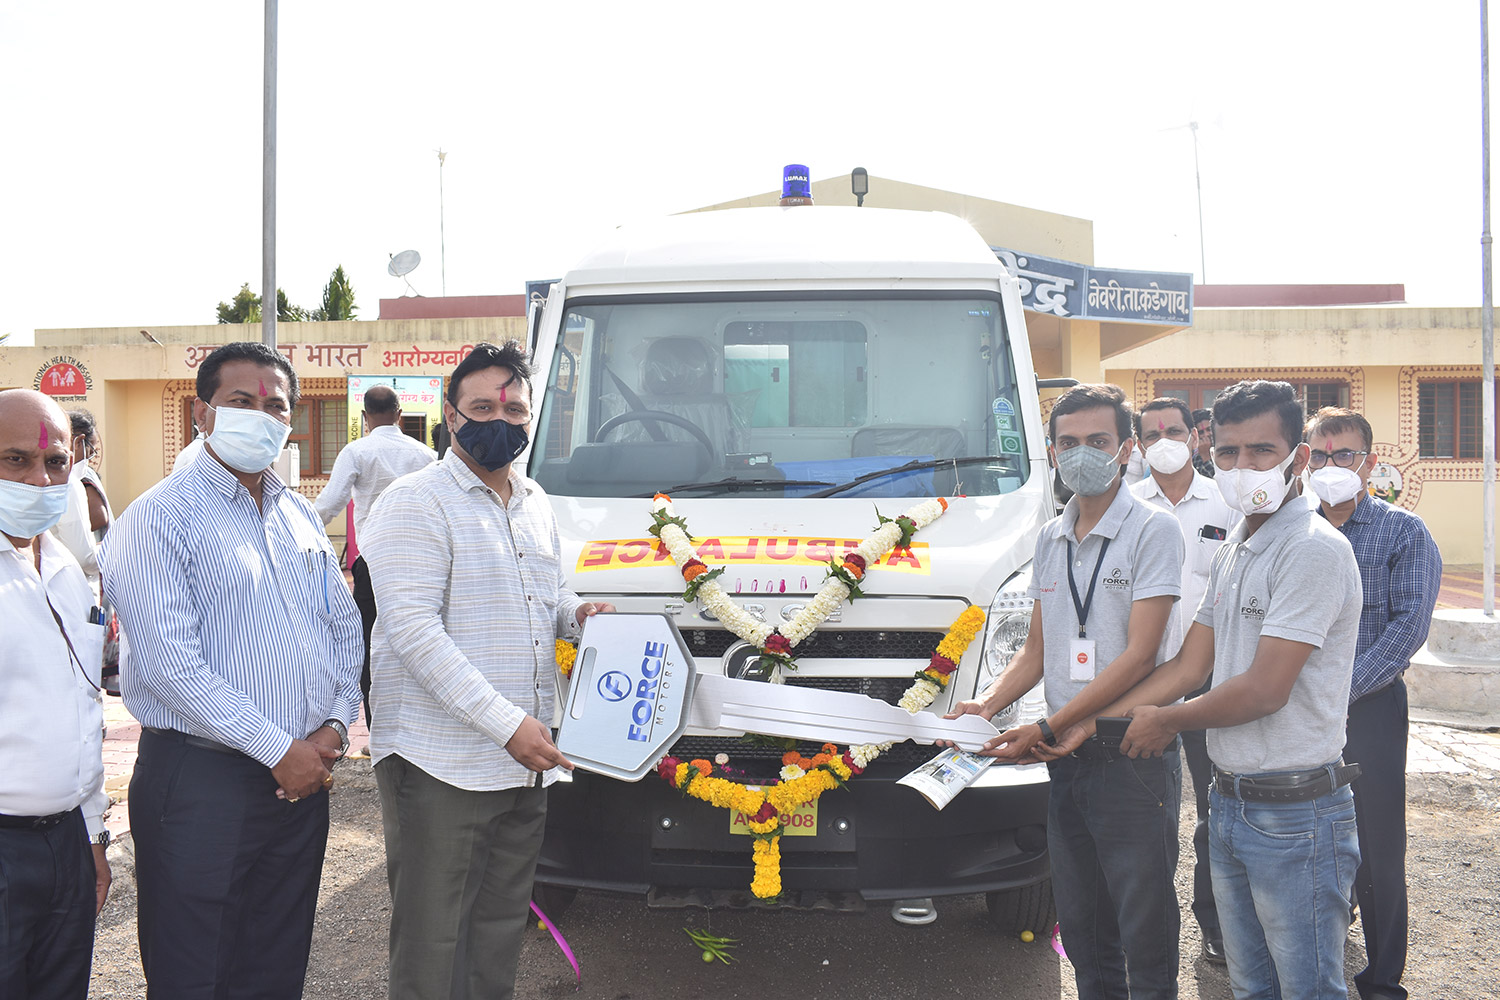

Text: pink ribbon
xmin=530 ymin=901 xmax=581 ymax=988
xmin=1051 ymin=922 xmax=1066 ymax=959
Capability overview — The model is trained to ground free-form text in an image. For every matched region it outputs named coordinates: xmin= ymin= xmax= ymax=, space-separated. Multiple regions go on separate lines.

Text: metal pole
xmin=262 ymin=0 xmax=278 ymax=349
xmin=438 ymin=149 xmax=447 ymax=296
xmin=1483 ymin=0 xmax=1496 ymax=615
xmin=1191 ymin=120 xmax=1207 ymax=284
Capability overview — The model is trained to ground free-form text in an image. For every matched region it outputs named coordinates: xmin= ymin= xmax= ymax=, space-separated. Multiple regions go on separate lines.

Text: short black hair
xmin=1305 ymin=406 xmax=1374 ymax=452
xmin=67 ymin=408 xmax=98 ymax=445
xmin=447 ymin=341 xmax=533 ymax=407
xmin=1211 ymin=380 xmax=1304 ymax=452
xmin=363 ymin=384 xmax=399 ymax=416
xmin=1134 ymin=398 xmax=1194 ymax=440
xmin=1049 ymin=383 xmax=1132 ymax=444
xmin=196 ymin=342 xmax=300 ymax=406
xmin=1191 ymin=408 xmax=1212 ymax=426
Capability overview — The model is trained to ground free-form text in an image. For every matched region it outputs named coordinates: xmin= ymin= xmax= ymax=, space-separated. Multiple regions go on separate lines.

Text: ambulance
xmin=524 ymin=203 xmax=1057 ymax=931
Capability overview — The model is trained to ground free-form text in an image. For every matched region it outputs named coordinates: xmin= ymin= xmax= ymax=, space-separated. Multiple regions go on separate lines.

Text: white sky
xmin=0 ymin=1 xmax=1492 ymax=344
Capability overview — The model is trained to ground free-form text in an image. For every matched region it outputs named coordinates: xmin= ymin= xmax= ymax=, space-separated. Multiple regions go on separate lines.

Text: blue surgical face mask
xmin=0 ymin=478 xmax=72 ymax=540
xmin=207 ymin=405 xmax=291 ymax=473
xmin=453 ymin=408 xmax=529 ymax=471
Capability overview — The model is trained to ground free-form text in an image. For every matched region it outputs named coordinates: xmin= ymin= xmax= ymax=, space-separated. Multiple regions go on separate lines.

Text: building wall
xmin=1 ymin=317 xmax=530 ymax=537
xmin=1105 ymin=307 xmax=1496 ymax=563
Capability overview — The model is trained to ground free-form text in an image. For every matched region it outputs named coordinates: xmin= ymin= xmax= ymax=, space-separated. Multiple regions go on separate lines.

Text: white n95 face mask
xmin=208 ymin=406 xmax=292 ymax=473
xmin=1215 ymin=448 xmax=1300 ymax=517
xmin=0 ymin=479 xmax=72 ymax=539
xmin=1308 ymin=467 xmax=1365 ymax=506
xmin=1144 ymin=438 xmax=1191 ymax=475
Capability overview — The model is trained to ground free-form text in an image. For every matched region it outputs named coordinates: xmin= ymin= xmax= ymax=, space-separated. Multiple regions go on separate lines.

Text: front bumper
xmin=536 ymin=761 xmax=1050 ymax=904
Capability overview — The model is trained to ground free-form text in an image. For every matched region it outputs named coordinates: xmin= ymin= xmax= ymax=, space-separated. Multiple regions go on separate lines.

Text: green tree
xmin=310 ymin=265 xmax=357 ymax=322
xmin=215 ymin=284 xmax=308 ymax=323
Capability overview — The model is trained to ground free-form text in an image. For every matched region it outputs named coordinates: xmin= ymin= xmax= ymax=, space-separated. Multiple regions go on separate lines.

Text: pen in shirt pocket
xmin=88 ymin=605 xmax=106 ymax=625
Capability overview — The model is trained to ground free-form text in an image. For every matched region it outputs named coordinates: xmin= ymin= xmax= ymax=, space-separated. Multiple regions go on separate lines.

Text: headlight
xmin=978 ymin=568 xmax=1047 ymax=730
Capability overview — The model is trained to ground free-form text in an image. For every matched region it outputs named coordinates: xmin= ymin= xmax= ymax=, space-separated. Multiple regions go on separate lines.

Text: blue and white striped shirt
xmin=101 ymin=450 xmax=363 ymax=767
xmin=1318 ymin=493 xmax=1443 ymax=704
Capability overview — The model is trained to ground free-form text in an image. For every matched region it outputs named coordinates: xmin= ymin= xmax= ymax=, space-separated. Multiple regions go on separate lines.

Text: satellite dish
xmin=387 ymin=250 xmax=422 ymax=296
xmin=388 ymin=250 xmax=421 ymax=277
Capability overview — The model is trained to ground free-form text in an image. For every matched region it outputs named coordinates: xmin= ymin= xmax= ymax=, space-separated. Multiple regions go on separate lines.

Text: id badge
xmin=1069 ymin=638 xmax=1097 ymax=681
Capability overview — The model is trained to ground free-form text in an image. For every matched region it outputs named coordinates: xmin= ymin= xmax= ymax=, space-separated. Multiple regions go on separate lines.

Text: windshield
xmin=529 ymin=294 xmax=1031 ymax=499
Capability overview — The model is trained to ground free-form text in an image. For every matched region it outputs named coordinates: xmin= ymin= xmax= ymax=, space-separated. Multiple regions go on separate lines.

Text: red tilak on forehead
xmin=39 ymin=421 xmax=48 ymax=449
xmin=500 ymin=385 xmax=506 ymax=402
xmin=1325 ymin=436 xmax=1333 ymax=452
xmin=1157 ymin=417 xmax=1166 ymax=431
xmin=258 ymin=378 xmax=268 ymax=397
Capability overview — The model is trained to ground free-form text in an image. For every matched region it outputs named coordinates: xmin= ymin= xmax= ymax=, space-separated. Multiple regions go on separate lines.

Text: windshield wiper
xmin=807 ymin=456 xmax=1013 ymax=498
xmin=631 ymin=478 xmax=835 ymax=498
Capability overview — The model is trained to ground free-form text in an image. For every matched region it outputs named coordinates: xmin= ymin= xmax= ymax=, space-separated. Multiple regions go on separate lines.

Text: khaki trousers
xmin=376 ymin=754 xmax=547 ymax=1000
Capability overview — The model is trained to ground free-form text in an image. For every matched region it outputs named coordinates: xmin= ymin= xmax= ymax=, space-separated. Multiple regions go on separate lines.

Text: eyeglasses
xmin=1307 ymin=449 xmax=1369 ymax=469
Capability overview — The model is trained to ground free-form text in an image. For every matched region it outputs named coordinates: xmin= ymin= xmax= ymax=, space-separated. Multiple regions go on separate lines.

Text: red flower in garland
xmin=657 ymin=757 xmax=681 ymax=782
xmin=926 ymin=653 xmax=957 ymax=677
xmin=842 ymin=751 xmax=864 ymax=776
xmin=763 ymin=632 xmax=792 ymax=655
xmin=751 ymin=802 xmax=777 ymax=823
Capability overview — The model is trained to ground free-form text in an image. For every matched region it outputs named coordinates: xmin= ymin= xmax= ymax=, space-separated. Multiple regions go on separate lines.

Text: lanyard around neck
xmin=1065 ymin=537 xmax=1111 ymax=639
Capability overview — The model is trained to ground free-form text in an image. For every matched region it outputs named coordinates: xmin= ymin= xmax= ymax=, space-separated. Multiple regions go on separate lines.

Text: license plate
xmin=729 ymin=792 xmax=818 ymax=837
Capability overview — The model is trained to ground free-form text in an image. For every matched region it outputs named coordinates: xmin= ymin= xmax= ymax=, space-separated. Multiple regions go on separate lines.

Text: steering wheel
xmin=592 ymin=409 xmax=715 ymax=471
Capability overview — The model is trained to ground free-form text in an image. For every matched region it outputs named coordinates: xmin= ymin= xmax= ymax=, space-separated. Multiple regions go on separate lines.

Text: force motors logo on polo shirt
xmin=1239 ymin=595 xmax=1267 ymax=620
xmin=1101 ymin=567 xmax=1131 ymax=592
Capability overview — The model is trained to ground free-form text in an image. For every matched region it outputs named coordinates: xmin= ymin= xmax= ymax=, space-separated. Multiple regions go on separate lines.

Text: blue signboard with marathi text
xmin=992 ymin=248 xmax=1193 ymax=326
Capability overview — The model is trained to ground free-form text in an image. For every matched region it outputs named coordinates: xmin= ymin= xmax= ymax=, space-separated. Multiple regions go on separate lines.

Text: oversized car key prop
xmin=556 ymin=613 xmax=998 ymax=780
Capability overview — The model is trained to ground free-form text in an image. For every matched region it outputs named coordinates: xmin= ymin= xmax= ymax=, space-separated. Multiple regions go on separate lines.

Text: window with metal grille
xmin=1300 ymin=382 xmax=1350 ymax=412
xmin=289 ymin=398 xmax=349 ymax=476
xmin=1419 ymin=380 xmax=1489 ymax=459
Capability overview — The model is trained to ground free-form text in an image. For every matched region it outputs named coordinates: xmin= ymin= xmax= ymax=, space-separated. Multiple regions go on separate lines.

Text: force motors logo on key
xmin=625 ymin=640 xmax=673 ymax=743
xmin=596 ymin=671 xmax=632 ymax=702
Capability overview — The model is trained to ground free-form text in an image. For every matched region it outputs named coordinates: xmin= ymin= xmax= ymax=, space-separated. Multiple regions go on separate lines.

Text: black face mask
xmin=453 ymin=409 xmax=529 ymax=471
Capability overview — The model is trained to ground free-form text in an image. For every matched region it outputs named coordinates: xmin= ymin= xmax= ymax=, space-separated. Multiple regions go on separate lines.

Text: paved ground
xmin=1437 ymin=564 xmax=1500 ymax=610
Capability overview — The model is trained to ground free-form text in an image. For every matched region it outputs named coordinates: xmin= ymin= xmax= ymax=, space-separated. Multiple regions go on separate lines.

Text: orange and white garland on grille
xmin=648 ymin=492 xmax=949 ymax=673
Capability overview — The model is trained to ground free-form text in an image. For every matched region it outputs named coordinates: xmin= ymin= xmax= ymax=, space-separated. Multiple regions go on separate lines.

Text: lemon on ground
xmin=1020 ymin=930 xmax=1035 ymax=943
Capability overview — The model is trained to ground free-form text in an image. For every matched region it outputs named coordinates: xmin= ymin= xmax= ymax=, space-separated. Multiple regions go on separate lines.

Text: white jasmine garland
xmin=780 ymin=764 xmax=806 ymax=781
xmin=898 ymin=677 xmax=942 ymax=714
xmin=649 ymin=494 xmax=949 ymax=656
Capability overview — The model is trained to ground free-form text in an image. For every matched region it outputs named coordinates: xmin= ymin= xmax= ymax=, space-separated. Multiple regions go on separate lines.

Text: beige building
xmin=1 ymin=175 xmax=1492 ymax=560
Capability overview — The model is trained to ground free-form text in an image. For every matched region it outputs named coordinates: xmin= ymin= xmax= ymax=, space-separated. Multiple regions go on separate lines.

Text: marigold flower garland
xmin=642 ymin=608 xmax=986 ymax=900
xmin=649 ymin=493 xmax=949 ymax=673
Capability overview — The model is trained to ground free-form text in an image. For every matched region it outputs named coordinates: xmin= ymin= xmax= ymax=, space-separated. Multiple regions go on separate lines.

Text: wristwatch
xmin=322 ymin=718 xmax=350 ymax=759
xmin=1035 ymin=718 xmax=1058 ymax=747
xmin=91 ymin=829 xmax=111 ymax=847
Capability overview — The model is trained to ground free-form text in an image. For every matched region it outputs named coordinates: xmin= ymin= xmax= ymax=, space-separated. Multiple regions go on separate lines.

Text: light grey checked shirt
xmin=361 ymin=450 xmax=583 ymax=791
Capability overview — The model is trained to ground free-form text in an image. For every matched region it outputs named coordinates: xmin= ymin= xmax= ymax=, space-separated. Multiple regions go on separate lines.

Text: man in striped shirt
xmin=361 ymin=341 xmax=612 ymax=1000
xmin=103 ymin=342 xmax=362 ymax=998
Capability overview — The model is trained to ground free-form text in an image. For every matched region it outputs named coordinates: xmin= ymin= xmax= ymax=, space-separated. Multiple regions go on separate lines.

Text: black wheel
xmin=592 ymin=408 xmax=716 ymax=469
xmin=531 ymin=882 xmax=578 ymax=923
xmin=985 ymin=879 xmax=1056 ymax=937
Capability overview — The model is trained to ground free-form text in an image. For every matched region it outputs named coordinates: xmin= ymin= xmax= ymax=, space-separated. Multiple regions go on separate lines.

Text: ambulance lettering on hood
xmin=577 ymin=537 xmax=932 ymax=576
xmin=626 ymin=640 xmax=672 ymax=743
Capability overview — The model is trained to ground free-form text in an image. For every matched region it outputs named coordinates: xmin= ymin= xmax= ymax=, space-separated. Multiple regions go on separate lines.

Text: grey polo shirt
xmin=1028 ymin=482 xmax=1184 ymax=716
xmin=1195 ymin=495 xmax=1362 ymax=774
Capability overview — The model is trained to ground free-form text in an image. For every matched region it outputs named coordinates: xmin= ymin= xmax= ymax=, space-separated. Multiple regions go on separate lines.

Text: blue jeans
xmin=1209 ymin=775 xmax=1361 ymax=1000
xmin=1047 ymin=748 xmax=1182 ymax=1000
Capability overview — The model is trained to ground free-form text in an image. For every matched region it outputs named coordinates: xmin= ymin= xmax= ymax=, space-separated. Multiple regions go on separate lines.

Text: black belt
xmin=1212 ymin=761 xmax=1361 ymax=802
xmin=144 ymin=727 xmax=246 ymax=757
xmin=0 ymin=810 xmax=72 ymax=830
xmin=1070 ymin=735 xmax=1180 ymax=762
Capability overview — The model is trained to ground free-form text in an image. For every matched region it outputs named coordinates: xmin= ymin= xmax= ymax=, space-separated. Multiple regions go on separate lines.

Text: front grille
xmin=669 ymin=628 xmax=953 ymax=780
xmin=666 ymin=734 xmax=939 ymax=774
xmin=681 ymin=628 xmax=945 ymax=660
